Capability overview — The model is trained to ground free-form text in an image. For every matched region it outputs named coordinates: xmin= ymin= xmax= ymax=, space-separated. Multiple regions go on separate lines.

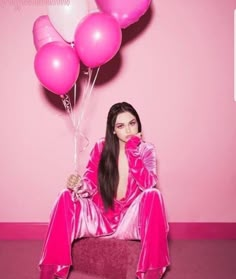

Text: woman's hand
xmin=136 ymin=132 xmax=142 ymax=139
xmin=67 ymin=174 xmax=81 ymax=190
xmin=125 ymin=133 xmax=142 ymax=152
xmin=67 ymin=174 xmax=91 ymax=200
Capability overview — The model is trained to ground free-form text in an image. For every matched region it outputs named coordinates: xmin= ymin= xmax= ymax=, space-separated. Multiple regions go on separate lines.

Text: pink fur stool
xmin=71 ymin=238 xmax=141 ymax=279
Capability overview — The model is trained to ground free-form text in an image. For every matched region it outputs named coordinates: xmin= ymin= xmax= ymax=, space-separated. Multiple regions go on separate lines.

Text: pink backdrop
xmin=0 ymin=0 xmax=235 ymax=223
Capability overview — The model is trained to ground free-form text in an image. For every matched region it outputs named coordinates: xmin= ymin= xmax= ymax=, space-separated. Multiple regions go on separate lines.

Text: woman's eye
xmin=116 ymin=124 xmax=124 ymax=129
xmin=130 ymin=121 xmax=136 ymax=126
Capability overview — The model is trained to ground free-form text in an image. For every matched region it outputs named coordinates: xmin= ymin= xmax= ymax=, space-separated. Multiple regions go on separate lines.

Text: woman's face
xmin=114 ymin=111 xmax=139 ymax=145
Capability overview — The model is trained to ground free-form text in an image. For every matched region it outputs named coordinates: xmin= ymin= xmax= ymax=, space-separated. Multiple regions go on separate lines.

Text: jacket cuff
xmin=125 ymin=136 xmax=141 ymax=152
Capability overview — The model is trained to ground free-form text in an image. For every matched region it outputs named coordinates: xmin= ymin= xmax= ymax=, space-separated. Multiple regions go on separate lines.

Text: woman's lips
xmin=126 ymin=135 xmax=132 ymax=140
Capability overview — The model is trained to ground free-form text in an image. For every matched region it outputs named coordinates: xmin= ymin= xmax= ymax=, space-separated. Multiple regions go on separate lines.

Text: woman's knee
xmin=142 ymin=187 xmax=161 ymax=198
xmin=140 ymin=188 xmax=164 ymax=207
xmin=55 ymin=189 xmax=76 ymax=207
xmin=58 ymin=188 xmax=71 ymax=198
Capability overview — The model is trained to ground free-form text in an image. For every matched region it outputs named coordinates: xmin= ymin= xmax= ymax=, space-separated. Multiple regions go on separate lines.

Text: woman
xmin=39 ymin=102 xmax=170 ymax=279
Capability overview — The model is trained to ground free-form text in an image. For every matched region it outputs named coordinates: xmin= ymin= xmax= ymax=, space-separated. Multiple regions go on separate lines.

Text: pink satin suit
xmin=39 ymin=136 xmax=170 ymax=279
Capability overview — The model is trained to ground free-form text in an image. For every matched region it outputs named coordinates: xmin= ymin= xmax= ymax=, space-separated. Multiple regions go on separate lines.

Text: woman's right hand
xmin=67 ymin=174 xmax=81 ymax=190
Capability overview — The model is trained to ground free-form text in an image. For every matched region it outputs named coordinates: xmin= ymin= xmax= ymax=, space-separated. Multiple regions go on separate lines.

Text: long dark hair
xmin=98 ymin=102 xmax=142 ymax=209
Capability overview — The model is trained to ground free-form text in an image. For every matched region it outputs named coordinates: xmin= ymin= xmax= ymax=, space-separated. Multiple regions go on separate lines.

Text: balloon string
xmin=61 ymin=95 xmax=74 ymax=126
xmin=73 ymin=67 xmax=100 ymax=172
xmin=60 ymin=94 xmax=77 ymax=172
xmin=76 ymin=67 xmax=100 ymax=130
xmin=75 ymin=68 xmax=92 ymax=129
xmin=73 ymin=83 xmax=78 ymax=172
xmin=74 ymin=129 xmax=79 ymax=173
xmin=61 ymin=67 xmax=100 ymax=173
xmin=73 ymin=81 xmax=77 ymax=127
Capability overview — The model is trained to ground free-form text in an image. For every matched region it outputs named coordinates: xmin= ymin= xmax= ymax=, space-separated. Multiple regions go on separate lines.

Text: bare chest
xmin=116 ymin=153 xmax=129 ymax=200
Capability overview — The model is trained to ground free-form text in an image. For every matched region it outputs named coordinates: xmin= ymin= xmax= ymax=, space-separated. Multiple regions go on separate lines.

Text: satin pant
xmin=39 ymin=188 xmax=170 ymax=279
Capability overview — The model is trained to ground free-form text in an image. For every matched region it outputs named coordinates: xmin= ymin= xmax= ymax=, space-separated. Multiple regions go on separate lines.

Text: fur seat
xmin=71 ymin=238 xmax=141 ymax=279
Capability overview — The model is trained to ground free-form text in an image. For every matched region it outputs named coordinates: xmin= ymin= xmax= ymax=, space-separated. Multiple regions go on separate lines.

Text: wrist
xmin=126 ymin=135 xmax=141 ymax=149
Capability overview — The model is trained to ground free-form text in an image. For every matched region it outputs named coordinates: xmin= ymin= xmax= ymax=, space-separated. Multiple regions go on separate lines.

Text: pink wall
xmin=0 ymin=0 xmax=235 ymax=223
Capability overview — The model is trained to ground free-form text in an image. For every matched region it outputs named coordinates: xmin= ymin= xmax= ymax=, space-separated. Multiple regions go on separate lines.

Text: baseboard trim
xmin=0 ymin=223 xmax=48 ymax=240
xmin=0 ymin=222 xmax=236 ymax=240
xmin=168 ymin=222 xmax=236 ymax=239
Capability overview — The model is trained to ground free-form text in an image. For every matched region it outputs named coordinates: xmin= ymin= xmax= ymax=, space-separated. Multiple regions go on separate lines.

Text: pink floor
xmin=0 ymin=239 xmax=235 ymax=279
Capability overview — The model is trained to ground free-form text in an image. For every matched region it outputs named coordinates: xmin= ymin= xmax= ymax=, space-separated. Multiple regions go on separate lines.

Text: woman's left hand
xmin=67 ymin=174 xmax=81 ymax=190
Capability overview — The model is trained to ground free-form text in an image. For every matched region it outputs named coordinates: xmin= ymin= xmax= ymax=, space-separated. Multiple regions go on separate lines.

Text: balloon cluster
xmin=33 ymin=0 xmax=152 ymax=96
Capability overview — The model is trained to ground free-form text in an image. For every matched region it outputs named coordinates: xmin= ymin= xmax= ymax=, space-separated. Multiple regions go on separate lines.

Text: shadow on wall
xmin=96 ymin=4 xmax=154 ymax=86
xmin=41 ymin=4 xmax=153 ymax=109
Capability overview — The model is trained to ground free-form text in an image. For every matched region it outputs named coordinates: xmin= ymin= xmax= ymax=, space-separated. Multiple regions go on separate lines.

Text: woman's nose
xmin=125 ymin=126 xmax=131 ymax=133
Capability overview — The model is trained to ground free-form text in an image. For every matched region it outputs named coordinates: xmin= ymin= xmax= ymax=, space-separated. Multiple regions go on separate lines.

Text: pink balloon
xmin=34 ymin=42 xmax=80 ymax=95
xmin=74 ymin=12 xmax=122 ymax=68
xmin=95 ymin=0 xmax=152 ymax=28
xmin=32 ymin=15 xmax=65 ymax=51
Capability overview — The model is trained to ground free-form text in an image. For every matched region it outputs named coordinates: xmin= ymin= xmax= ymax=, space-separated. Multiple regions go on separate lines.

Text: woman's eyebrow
xmin=115 ymin=122 xmax=124 ymax=126
xmin=115 ymin=118 xmax=136 ymax=125
xmin=128 ymin=118 xmax=136 ymax=124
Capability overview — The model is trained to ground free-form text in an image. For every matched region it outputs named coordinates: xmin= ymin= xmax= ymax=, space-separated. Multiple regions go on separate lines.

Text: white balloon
xmin=48 ymin=0 xmax=89 ymax=43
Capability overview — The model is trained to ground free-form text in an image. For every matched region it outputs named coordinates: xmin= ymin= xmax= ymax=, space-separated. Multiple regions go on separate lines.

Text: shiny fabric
xmin=39 ymin=136 xmax=170 ymax=279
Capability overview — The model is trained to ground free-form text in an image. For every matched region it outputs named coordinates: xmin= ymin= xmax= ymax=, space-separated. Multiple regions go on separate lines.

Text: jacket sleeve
xmin=79 ymin=139 xmax=104 ymax=197
xmin=82 ymin=139 xmax=104 ymax=195
xmin=125 ymin=136 xmax=158 ymax=190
